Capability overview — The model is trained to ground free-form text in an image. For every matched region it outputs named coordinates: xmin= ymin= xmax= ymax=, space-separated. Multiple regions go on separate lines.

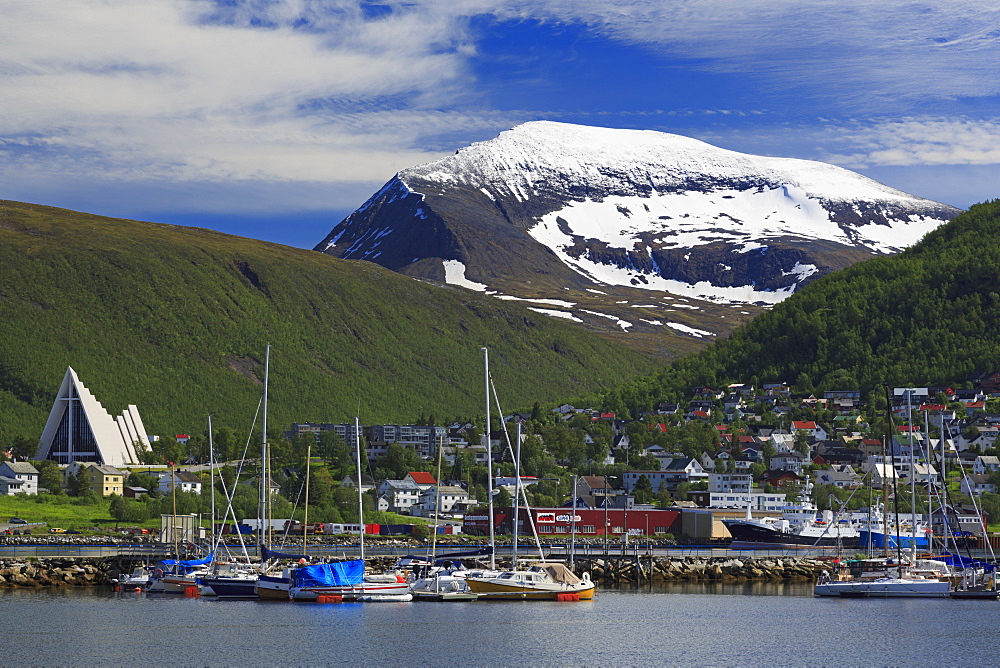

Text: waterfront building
xmin=35 ymin=367 xmax=150 ymax=467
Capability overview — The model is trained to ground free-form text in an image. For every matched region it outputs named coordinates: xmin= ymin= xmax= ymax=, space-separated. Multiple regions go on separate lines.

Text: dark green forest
xmin=588 ymin=200 xmax=1000 ymax=414
xmin=0 ymin=200 xmax=658 ymax=445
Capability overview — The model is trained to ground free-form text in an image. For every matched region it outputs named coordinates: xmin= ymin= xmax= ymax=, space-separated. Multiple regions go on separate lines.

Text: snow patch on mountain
xmin=442 ymin=260 xmax=488 ymax=291
xmin=527 ymin=308 xmax=582 ymax=322
xmin=496 ymin=295 xmax=576 ymax=307
xmin=665 ymin=322 xmax=715 ymax=337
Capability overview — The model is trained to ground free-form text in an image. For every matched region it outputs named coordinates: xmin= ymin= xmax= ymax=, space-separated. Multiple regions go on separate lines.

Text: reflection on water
xmin=603 ymin=580 xmax=817 ymax=596
xmin=1 ymin=585 xmax=997 ymax=666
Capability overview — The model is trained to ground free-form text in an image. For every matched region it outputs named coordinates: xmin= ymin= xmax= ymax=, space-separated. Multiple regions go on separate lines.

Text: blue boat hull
xmin=856 ymin=530 xmax=929 ymax=549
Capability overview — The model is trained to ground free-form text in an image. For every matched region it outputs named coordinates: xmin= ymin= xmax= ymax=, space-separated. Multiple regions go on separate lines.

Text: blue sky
xmin=2 ymin=0 xmax=998 ymax=249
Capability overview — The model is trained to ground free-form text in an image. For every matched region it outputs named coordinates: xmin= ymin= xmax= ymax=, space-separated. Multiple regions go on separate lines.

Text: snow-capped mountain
xmin=315 ymin=121 xmax=960 ymax=351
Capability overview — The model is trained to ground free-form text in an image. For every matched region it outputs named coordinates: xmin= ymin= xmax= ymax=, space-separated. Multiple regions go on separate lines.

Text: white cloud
xmin=0 ymin=0 xmax=491 ymax=186
xmin=1 ymin=0 xmax=998 ymax=225
xmin=820 ymin=118 xmax=1000 ymax=167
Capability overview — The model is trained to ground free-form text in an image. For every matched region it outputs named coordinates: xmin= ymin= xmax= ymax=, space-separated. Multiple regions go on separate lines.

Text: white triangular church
xmin=36 ymin=367 xmax=151 ymax=467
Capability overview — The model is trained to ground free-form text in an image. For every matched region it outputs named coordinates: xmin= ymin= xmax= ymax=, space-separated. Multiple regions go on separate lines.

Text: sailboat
xmin=464 ymin=357 xmax=594 ymax=601
xmin=409 ymin=437 xmax=479 ymax=601
xmin=814 ymin=386 xmax=952 ymax=598
xmin=288 ymin=417 xmax=412 ymax=602
xmin=200 ymin=345 xmax=276 ymax=599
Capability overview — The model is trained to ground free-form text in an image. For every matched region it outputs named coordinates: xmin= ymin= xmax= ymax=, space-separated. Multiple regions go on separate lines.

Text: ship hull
xmin=723 ymin=520 xmax=857 ymax=547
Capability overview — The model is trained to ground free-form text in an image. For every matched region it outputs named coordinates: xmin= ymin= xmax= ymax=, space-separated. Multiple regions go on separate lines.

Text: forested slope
xmin=591 ymin=200 xmax=1000 ymax=412
xmin=0 ymin=200 xmax=657 ymax=443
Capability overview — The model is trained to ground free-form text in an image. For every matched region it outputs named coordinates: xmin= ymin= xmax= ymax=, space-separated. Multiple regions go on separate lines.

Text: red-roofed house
xmin=405 ymin=471 xmax=437 ymax=491
xmin=791 ymin=421 xmax=827 ymax=440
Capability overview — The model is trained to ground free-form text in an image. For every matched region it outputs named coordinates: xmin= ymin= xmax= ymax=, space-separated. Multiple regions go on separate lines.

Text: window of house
xmin=582 ymin=525 xmax=596 ymax=533
xmin=655 ymin=526 xmax=666 ymax=533
xmin=554 ymin=526 xmax=568 ymax=533
xmin=538 ymin=526 xmax=552 ymax=533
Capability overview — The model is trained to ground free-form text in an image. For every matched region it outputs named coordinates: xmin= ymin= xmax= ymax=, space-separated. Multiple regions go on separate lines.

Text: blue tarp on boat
xmin=293 ymin=560 xmax=364 ymax=588
xmin=939 ymin=552 xmax=997 ymax=572
xmin=159 ymin=552 xmax=214 ymax=568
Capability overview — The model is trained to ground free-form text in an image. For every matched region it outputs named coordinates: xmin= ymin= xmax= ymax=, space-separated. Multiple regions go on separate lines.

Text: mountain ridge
xmin=316 ymin=121 xmax=960 ymax=354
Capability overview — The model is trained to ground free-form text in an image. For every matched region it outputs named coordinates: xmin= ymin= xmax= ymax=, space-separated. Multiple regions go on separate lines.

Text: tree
xmin=109 ymin=494 xmax=150 ymax=523
xmin=633 ymin=474 xmax=654 ymax=504
xmin=34 ymin=459 xmax=63 ymax=494
xmin=494 ymin=486 xmax=513 ymax=507
xmin=67 ymin=466 xmax=89 ymax=497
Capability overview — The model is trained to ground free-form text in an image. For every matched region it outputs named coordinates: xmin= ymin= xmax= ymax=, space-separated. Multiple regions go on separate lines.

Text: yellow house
xmin=64 ymin=462 xmax=125 ymax=496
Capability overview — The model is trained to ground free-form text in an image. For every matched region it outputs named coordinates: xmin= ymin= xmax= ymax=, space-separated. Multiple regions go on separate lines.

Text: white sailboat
xmin=465 ymin=355 xmax=594 ymax=601
xmin=814 ymin=386 xmax=952 ymax=598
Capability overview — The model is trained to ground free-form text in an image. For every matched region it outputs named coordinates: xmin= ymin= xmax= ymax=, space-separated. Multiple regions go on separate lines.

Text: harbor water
xmin=2 ymin=583 xmax=997 ymax=665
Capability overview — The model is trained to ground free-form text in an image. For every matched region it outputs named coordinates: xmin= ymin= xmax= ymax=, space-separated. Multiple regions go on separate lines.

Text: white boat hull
xmin=814 ymin=577 xmax=951 ymax=598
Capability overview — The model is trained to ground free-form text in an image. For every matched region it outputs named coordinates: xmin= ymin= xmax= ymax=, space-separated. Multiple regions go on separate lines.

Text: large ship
xmin=723 ymin=484 xmax=860 ymax=548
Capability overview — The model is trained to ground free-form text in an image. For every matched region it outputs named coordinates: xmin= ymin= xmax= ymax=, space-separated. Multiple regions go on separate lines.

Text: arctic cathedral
xmin=35 ymin=367 xmax=151 ymax=467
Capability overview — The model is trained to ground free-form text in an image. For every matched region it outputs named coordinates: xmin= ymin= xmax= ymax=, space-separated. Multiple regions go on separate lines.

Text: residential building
xmin=376 ymin=479 xmax=421 ymax=513
xmin=0 ymin=462 xmax=38 ymax=495
xmin=156 ymin=470 xmax=203 ymax=495
xmin=960 ymin=474 xmax=997 ymax=497
xmin=64 ymin=462 xmax=126 ymax=497
xmin=973 ymin=456 xmax=1000 ymax=475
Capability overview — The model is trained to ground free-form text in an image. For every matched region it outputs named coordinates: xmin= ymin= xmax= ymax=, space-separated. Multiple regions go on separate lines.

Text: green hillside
xmin=595 ymin=200 xmax=1000 ymax=410
xmin=0 ymin=201 xmax=659 ymax=443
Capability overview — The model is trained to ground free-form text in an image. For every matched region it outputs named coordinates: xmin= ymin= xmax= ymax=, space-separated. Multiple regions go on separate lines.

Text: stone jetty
xmin=578 ymin=555 xmax=827 ymax=584
xmin=0 ymin=559 xmax=114 ymax=588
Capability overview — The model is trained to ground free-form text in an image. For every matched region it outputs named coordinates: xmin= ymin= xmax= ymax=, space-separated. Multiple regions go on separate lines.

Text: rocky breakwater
xmin=582 ymin=556 xmax=827 ymax=585
xmin=0 ymin=558 xmax=113 ymax=588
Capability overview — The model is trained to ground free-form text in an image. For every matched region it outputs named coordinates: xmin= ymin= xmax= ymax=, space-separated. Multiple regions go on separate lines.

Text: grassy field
xmin=0 ymin=493 xmax=433 ymax=534
xmin=0 ymin=494 xmax=115 ymax=531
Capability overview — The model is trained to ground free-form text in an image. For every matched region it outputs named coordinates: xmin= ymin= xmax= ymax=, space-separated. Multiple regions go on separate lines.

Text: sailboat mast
xmin=208 ymin=414 xmax=215 ymax=551
xmin=432 ymin=434 xmax=443 ymax=592
xmin=512 ymin=420 xmax=522 ymax=566
xmin=355 ymin=416 xmax=365 ymax=562
xmin=570 ymin=475 xmax=578 ymax=570
xmin=881 ymin=385 xmax=891 ymax=558
xmin=260 ymin=344 xmax=270 ymax=555
xmin=304 ymin=441 xmax=311 ymax=557
xmin=483 ymin=347 xmax=495 ymax=569
xmin=906 ymin=389 xmax=916 ymax=554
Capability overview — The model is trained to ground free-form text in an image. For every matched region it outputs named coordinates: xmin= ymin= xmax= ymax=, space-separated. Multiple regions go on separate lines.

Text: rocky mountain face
xmin=315 ymin=121 xmax=961 ymax=356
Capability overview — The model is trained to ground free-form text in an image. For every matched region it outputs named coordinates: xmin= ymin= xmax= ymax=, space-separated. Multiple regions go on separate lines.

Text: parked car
xmin=65 ymin=530 xmax=81 ymax=534
xmin=49 ymin=527 xmax=66 ymax=534
xmin=9 ymin=517 xmax=27 ymax=524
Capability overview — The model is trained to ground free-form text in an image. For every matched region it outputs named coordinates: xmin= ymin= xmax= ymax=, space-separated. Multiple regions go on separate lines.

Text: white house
xmin=707 ymin=473 xmax=752 ymax=494
xmin=0 ymin=462 xmax=38 ymax=495
xmin=414 ymin=485 xmax=475 ymax=516
xmin=157 ymin=470 xmax=203 ymax=495
xmin=973 ymin=455 xmax=1000 ymax=475
xmin=960 ymin=474 xmax=997 ymax=497
xmin=376 ymin=479 xmax=421 ymax=513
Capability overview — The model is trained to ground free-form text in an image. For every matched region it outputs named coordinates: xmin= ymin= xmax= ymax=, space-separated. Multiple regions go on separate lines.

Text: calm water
xmin=2 ymin=583 xmax=997 ymax=666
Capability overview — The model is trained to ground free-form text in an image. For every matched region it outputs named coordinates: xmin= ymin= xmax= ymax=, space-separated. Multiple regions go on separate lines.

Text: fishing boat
xmin=723 ymin=482 xmax=860 ymax=548
xmin=111 ymin=566 xmax=153 ymax=591
xmin=465 ymin=562 xmax=595 ymax=600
